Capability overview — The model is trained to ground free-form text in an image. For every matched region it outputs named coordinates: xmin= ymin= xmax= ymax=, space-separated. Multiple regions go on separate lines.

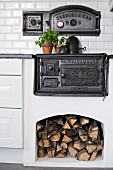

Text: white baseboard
xmin=0 ymin=148 xmax=23 ymax=164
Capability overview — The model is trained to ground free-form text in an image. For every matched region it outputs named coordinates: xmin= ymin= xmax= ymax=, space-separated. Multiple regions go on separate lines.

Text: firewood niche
xmin=36 ymin=115 xmax=103 ymax=161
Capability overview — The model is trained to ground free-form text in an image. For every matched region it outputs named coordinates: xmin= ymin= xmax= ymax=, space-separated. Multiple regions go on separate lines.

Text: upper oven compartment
xmin=23 ymin=5 xmax=101 ymax=36
xmin=50 ymin=5 xmax=101 ymax=36
xmin=23 ymin=11 xmax=43 ymax=36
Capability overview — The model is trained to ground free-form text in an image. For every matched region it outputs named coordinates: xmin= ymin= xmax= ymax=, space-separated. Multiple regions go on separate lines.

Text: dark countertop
xmin=0 ymin=54 xmax=33 ymax=59
xmin=0 ymin=53 xmax=113 ymax=59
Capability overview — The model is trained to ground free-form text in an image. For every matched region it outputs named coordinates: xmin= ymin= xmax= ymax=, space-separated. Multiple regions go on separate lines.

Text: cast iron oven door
xmin=34 ymin=53 xmax=108 ymax=96
xmin=61 ymin=64 xmax=100 ymax=87
xmin=50 ymin=5 xmax=101 ymax=35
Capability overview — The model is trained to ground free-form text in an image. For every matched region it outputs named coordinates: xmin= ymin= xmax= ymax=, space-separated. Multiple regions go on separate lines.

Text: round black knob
xmin=37 ymin=20 xmax=41 ymax=24
xmin=61 ymin=73 xmax=66 ymax=78
xmin=48 ymin=65 xmax=53 ymax=70
xmin=70 ymin=19 xmax=77 ymax=26
xmin=30 ymin=19 xmax=37 ymax=26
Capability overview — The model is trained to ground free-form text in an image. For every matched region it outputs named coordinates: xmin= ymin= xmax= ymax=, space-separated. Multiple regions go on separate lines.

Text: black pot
xmin=66 ymin=36 xmax=79 ymax=54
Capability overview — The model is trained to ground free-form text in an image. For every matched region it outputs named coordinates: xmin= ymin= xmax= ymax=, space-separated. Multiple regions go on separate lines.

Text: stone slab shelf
xmin=0 ymin=54 xmax=32 ymax=59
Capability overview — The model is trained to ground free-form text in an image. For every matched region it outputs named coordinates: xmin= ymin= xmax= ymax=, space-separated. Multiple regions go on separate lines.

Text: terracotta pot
xmin=55 ymin=44 xmax=63 ymax=54
xmin=41 ymin=44 xmax=53 ymax=54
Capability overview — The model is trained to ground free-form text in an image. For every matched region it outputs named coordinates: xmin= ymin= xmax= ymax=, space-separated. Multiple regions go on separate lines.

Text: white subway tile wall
xmin=0 ymin=0 xmax=113 ymax=54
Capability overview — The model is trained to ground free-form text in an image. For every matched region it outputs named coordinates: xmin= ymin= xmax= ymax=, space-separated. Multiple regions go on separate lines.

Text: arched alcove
xmin=36 ymin=114 xmax=104 ymax=161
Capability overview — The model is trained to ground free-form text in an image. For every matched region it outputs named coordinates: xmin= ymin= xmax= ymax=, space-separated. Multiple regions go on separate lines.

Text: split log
xmin=61 ymin=149 xmax=67 ymax=154
xmin=88 ymin=121 xmax=99 ymax=139
xmin=68 ymin=142 xmax=74 ymax=147
xmin=68 ymin=116 xmax=77 ymax=126
xmin=74 ymin=141 xmax=86 ymax=150
xmin=62 ymin=135 xmax=72 ymax=143
xmin=50 ymin=132 xmax=61 ymax=142
xmin=90 ymin=151 xmax=98 ymax=161
xmin=77 ymin=128 xmax=87 ymax=135
xmin=52 ymin=141 xmax=57 ymax=148
xmin=89 ymin=121 xmax=99 ymax=131
xmin=63 ymin=121 xmax=71 ymax=129
xmin=77 ymin=149 xmax=90 ymax=161
xmin=56 ymin=144 xmax=62 ymax=152
xmin=80 ymin=135 xmax=88 ymax=142
xmin=41 ymin=130 xmax=48 ymax=139
xmin=73 ymin=122 xmax=81 ymax=129
xmin=61 ymin=142 xmax=68 ymax=149
xmin=55 ymin=152 xmax=67 ymax=158
xmin=37 ymin=130 xmax=42 ymax=139
xmin=38 ymin=148 xmax=46 ymax=157
xmin=88 ymin=130 xmax=99 ymax=140
xmin=51 ymin=148 xmax=56 ymax=157
xmin=61 ymin=129 xmax=66 ymax=135
xmin=73 ymin=136 xmax=80 ymax=142
xmin=47 ymin=148 xmax=55 ymax=158
xmin=86 ymin=144 xmax=97 ymax=153
xmin=80 ymin=117 xmax=89 ymax=125
xmin=36 ymin=122 xmax=44 ymax=131
xmin=77 ymin=128 xmax=88 ymax=141
xmin=65 ymin=129 xmax=77 ymax=137
xmin=57 ymin=118 xmax=64 ymax=125
xmin=43 ymin=139 xmax=51 ymax=147
xmin=46 ymin=119 xmax=53 ymax=127
xmin=96 ymin=140 xmax=103 ymax=151
xmin=68 ymin=146 xmax=77 ymax=157
xmin=48 ymin=129 xmax=58 ymax=138
xmin=38 ymin=140 xmax=44 ymax=147
xmin=47 ymin=148 xmax=53 ymax=158
xmin=47 ymin=122 xmax=62 ymax=132
xmin=93 ymin=135 xmax=101 ymax=144
xmin=87 ymin=138 xmax=93 ymax=144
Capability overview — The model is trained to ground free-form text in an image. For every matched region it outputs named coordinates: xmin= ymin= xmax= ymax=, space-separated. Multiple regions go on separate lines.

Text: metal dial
xmin=56 ymin=20 xmax=64 ymax=28
xmin=70 ymin=19 xmax=77 ymax=26
xmin=30 ymin=18 xmax=37 ymax=26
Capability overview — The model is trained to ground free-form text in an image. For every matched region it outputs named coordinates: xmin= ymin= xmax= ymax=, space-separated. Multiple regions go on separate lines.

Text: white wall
xmin=0 ymin=0 xmax=113 ymax=55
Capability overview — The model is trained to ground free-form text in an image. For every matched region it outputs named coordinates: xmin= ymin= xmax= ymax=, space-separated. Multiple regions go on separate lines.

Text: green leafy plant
xmin=58 ymin=35 xmax=70 ymax=45
xmin=35 ymin=29 xmax=59 ymax=47
xmin=54 ymin=35 xmax=70 ymax=54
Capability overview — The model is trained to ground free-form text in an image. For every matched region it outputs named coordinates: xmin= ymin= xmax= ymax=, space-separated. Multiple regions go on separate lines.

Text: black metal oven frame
xmin=23 ymin=5 xmax=101 ymax=36
xmin=34 ymin=53 xmax=109 ymax=97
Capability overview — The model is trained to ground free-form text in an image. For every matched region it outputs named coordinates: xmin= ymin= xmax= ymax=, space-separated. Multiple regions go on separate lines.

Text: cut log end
xmin=80 ymin=117 xmax=89 ymax=125
xmin=68 ymin=146 xmax=78 ymax=157
xmin=90 ymin=151 xmax=98 ymax=161
xmin=50 ymin=133 xmax=61 ymax=142
xmin=77 ymin=149 xmax=90 ymax=161
xmin=74 ymin=141 xmax=86 ymax=150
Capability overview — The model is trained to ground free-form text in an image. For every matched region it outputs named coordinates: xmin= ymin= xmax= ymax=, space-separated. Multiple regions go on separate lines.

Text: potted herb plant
xmin=35 ymin=29 xmax=59 ymax=54
xmin=54 ymin=35 xmax=70 ymax=54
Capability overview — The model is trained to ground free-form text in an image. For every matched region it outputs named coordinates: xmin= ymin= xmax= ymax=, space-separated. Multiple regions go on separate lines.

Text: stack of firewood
xmin=36 ymin=115 xmax=103 ymax=161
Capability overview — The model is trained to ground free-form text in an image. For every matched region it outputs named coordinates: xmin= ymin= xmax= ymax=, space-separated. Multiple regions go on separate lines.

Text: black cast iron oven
xmin=34 ymin=53 xmax=109 ymax=97
xmin=23 ymin=5 xmax=101 ymax=36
